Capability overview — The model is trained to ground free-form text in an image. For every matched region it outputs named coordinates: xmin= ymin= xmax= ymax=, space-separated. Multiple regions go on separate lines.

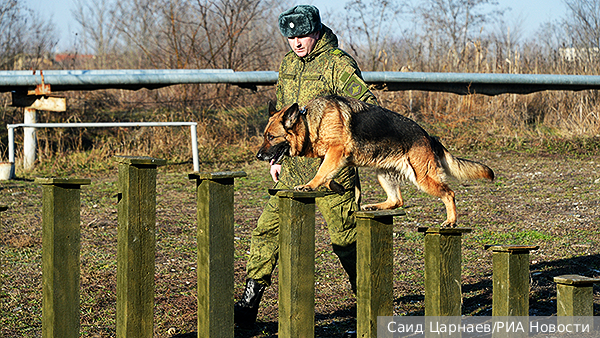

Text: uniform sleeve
xmin=275 ymin=59 xmax=286 ymax=110
xmin=330 ymin=52 xmax=378 ymax=105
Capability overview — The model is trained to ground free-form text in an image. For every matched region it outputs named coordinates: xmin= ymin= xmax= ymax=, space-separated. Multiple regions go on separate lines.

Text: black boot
xmin=234 ymin=278 xmax=266 ymax=329
xmin=332 ymin=243 xmax=357 ymax=294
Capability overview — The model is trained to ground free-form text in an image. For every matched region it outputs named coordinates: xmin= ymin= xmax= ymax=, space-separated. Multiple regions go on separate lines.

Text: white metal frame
xmin=7 ymin=122 xmax=200 ymax=172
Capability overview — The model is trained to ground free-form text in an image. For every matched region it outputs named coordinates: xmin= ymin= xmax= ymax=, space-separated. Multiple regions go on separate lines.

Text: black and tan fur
xmin=256 ymin=95 xmax=494 ymax=227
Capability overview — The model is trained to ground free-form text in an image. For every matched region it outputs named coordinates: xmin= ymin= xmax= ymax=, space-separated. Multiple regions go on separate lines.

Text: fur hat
xmin=278 ymin=5 xmax=322 ymax=37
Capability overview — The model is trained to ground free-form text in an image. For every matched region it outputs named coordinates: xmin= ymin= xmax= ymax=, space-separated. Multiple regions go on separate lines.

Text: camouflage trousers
xmin=245 ymin=157 xmax=359 ymax=291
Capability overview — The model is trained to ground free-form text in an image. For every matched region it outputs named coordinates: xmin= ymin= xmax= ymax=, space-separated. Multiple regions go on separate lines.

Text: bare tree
xmin=489 ymin=10 xmax=526 ymax=72
xmin=412 ymin=0 xmax=504 ymax=68
xmin=72 ymin=0 xmax=122 ymax=67
xmin=340 ymin=0 xmax=405 ymax=71
xmin=562 ymin=0 xmax=600 ymax=62
xmin=0 ymin=0 xmax=57 ymax=69
xmin=563 ymin=0 xmax=600 ymax=47
xmin=110 ymin=0 xmax=164 ymax=68
xmin=108 ymin=0 xmax=282 ymax=70
xmin=192 ymin=0 xmax=278 ymax=70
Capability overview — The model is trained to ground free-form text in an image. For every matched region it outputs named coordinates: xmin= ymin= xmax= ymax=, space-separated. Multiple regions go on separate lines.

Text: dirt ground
xmin=1 ymin=149 xmax=599 ymax=337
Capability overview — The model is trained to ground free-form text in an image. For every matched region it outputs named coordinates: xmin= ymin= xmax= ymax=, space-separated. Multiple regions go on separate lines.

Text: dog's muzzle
xmin=256 ymin=142 xmax=290 ymax=163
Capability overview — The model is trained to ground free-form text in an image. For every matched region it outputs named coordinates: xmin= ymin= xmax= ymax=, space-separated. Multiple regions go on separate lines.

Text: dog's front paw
xmin=361 ymin=204 xmax=381 ymax=211
xmin=441 ymin=220 xmax=457 ymax=228
xmin=294 ymin=185 xmax=315 ymax=192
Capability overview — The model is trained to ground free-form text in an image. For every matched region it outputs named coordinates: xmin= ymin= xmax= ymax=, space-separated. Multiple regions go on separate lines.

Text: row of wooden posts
xmin=2 ymin=155 xmax=598 ymax=338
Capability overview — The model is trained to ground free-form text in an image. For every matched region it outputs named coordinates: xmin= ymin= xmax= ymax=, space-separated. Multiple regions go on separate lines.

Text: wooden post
xmin=189 ymin=171 xmax=246 ymax=338
xmin=115 ymin=156 xmax=166 ymax=338
xmin=488 ymin=245 xmax=538 ymax=317
xmin=554 ymin=275 xmax=600 ymax=316
xmin=0 ymin=205 xmax=5 ymax=306
xmin=419 ymin=227 xmax=471 ymax=316
xmin=276 ymin=190 xmax=324 ymax=338
xmin=36 ymin=178 xmax=91 ymax=338
xmin=356 ymin=210 xmax=405 ymax=338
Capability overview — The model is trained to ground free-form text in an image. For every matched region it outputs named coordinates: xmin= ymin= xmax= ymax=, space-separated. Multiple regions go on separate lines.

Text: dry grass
xmin=2 ymin=84 xmax=600 ymax=180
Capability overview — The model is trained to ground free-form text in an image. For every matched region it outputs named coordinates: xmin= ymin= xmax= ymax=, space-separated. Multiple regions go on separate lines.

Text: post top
xmin=485 ymin=245 xmax=539 ymax=252
xmin=418 ymin=227 xmax=472 ymax=235
xmin=269 ymin=189 xmax=326 ymax=199
xmin=554 ymin=274 xmax=600 ymax=286
xmin=355 ymin=209 xmax=406 ymax=219
xmin=188 ymin=171 xmax=247 ymax=180
xmin=35 ymin=177 xmax=91 ymax=186
xmin=113 ymin=156 xmax=167 ymax=166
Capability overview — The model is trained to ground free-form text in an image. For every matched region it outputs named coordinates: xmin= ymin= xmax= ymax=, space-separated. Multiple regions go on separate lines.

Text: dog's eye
xmin=267 ymin=134 xmax=274 ymax=141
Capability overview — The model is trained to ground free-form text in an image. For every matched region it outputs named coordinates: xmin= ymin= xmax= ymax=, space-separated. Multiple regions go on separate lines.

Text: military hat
xmin=278 ymin=5 xmax=322 ymax=37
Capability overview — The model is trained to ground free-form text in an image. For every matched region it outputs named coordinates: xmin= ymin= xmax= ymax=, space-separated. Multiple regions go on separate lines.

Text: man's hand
xmin=269 ymin=160 xmax=281 ymax=182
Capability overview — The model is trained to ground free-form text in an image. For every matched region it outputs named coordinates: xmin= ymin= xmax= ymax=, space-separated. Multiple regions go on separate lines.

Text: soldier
xmin=235 ymin=5 xmax=377 ymax=332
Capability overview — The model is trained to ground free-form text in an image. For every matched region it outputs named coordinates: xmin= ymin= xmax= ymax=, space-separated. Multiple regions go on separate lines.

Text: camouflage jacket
xmin=275 ymin=25 xmax=377 ymax=189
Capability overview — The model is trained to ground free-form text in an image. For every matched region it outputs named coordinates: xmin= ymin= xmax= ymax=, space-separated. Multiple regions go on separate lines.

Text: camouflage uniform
xmin=246 ymin=24 xmax=377 ymax=289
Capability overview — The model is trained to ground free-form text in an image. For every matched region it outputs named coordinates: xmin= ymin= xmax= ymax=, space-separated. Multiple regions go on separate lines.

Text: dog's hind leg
xmin=362 ymin=169 xmax=404 ymax=210
xmin=414 ymin=166 xmax=457 ymax=227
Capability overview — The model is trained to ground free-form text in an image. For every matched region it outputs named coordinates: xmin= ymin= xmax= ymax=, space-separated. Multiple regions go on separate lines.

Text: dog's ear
xmin=282 ymin=103 xmax=300 ymax=130
xmin=268 ymin=101 xmax=277 ymax=116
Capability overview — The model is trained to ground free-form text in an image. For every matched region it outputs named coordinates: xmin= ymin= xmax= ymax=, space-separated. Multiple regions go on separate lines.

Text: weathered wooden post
xmin=275 ymin=189 xmax=324 ymax=338
xmin=554 ymin=275 xmax=600 ymax=316
xmin=419 ymin=227 xmax=472 ymax=316
xmin=115 ymin=156 xmax=166 ymax=338
xmin=36 ymin=177 xmax=91 ymax=338
xmin=0 ymin=205 xmax=5 ymax=307
xmin=487 ymin=245 xmax=538 ymax=316
xmin=189 ymin=171 xmax=246 ymax=338
xmin=356 ymin=210 xmax=405 ymax=338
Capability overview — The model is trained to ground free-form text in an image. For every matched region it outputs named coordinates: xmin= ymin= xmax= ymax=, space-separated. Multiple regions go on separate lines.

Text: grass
xmin=2 ymin=147 xmax=600 ymax=337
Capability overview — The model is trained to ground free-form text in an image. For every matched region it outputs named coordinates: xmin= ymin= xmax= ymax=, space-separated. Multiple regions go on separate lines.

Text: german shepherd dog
xmin=256 ymin=95 xmax=494 ymax=227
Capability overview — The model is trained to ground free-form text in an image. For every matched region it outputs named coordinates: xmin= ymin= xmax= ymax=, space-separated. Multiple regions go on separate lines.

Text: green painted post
xmin=488 ymin=245 xmax=538 ymax=317
xmin=115 ymin=156 xmax=166 ymax=338
xmin=0 ymin=205 xmax=5 ymax=306
xmin=0 ymin=205 xmax=6 ymax=226
xmin=36 ymin=178 xmax=91 ymax=338
xmin=356 ymin=210 xmax=405 ymax=338
xmin=189 ymin=171 xmax=246 ymax=338
xmin=419 ymin=227 xmax=472 ymax=316
xmin=276 ymin=190 xmax=324 ymax=338
xmin=554 ymin=275 xmax=600 ymax=316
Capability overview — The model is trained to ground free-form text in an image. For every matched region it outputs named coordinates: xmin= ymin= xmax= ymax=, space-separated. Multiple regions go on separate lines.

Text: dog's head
xmin=256 ymin=102 xmax=304 ymax=163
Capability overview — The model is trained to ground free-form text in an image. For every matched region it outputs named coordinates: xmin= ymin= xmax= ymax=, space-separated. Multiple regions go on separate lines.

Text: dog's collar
xmin=299 ymin=106 xmax=307 ymax=115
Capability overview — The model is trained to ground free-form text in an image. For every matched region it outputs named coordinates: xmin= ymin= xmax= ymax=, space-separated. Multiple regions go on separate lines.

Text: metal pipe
xmin=8 ymin=122 xmax=198 ymax=128
xmin=8 ymin=127 xmax=14 ymax=163
xmin=361 ymin=71 xmax=600 ymax=95
xmin=190 ymin=124 xmax=199 ymax=172
xmin=7 ymin=122 xmax=199 ymax=171
xmin=0 ymin=69 xmax=278 ymax=92
xmin=3 ymin=69 xmax=600 ymax=95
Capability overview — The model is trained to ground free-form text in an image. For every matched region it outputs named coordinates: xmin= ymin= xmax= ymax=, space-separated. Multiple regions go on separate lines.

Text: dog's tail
xmin=432 ymin=137 xmax=495 ymax=181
